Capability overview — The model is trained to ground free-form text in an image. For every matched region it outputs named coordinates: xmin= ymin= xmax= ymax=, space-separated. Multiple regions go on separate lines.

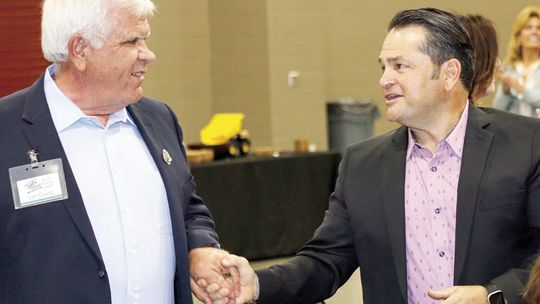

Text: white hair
xmin=41 ymin=0 xmax=155 ymax=63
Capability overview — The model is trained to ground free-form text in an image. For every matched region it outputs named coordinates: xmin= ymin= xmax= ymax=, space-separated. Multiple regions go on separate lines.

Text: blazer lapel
xmin=453 ymin=105 xmax=493 ymax=283
xmin=382 ymin=126 xmax=408 ymax=300
xmin=127 ymin=103 xmax=185 ymax=229
xmin=126 ymin=103 xmax=161 ymax=161
xmin=20 ymin=75 xmax=104 ymax=264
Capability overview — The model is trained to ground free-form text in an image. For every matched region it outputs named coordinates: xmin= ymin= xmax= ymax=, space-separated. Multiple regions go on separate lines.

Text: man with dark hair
xmin=387 ymin=7 xmax=475 ymax=92
xmin=216 ymin=7 xmax=540 ymax=304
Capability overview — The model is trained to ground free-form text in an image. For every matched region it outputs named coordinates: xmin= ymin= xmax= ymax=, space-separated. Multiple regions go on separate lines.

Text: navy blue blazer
xmin=257 ymin=105 xmax=540 ymax=304
xmin=0 ymin=75 xmax=219 ymax=303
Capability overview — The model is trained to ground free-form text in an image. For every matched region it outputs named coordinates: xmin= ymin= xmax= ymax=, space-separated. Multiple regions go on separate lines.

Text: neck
xmin=54 ymin=65 xmax=110 ymax=126
xmin=410 ymin=99 xmax=468 ymax=153
xmin=94 ymin=114 xmax=110 ymax=126
xmin=411 ymin=125 xmax=454 ymax=153
xmin=522 ymin=48 xmax=540 ymax=66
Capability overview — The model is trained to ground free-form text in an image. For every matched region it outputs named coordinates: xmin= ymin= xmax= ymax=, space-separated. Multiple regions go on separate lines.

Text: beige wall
xmin=144 ymin=0 xmax=212 ymax=143
xmin=209 ymin=0 xmax=272 ymax=146
xmin=143 ymin=0 xmax=534 ymax=150
xmin=267 ymin=1 xmax=327 ymax=149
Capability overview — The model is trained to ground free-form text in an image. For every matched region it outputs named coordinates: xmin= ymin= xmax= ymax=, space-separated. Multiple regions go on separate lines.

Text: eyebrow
xmin=378 ymin=56 xmax=405 ymax=65
xmin=128 ymin=31 xmax=151 ymax=40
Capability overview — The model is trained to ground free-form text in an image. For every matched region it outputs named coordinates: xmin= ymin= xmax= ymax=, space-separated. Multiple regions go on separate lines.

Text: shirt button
xmin=431 ymin=166 xmax=437 ymax=172
xmin=97 ymin=269 xmax=106 ymax=278
xmin=439 ymin=251 xmax=445 ymax=257
xmin=435 ymin=208 xmax=441 ymax=214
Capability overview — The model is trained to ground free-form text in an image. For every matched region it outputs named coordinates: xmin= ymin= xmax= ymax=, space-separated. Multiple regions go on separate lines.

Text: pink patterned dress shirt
xmin=405 ymin=102 xmax=469 ymax=304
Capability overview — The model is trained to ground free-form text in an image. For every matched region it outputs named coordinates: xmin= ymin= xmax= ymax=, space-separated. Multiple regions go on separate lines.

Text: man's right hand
xmin=222 ymin=255 xmax=259 ymax=303
xmin=197 ymin=254 xmax=259 ymax=304
xmin=198 ymin=254 xmax=259 ymax=303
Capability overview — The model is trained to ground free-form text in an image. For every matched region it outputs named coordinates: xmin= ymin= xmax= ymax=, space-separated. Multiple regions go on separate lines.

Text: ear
xmin=441 ymin=58 xmax=462 ymax=91
xmin=67 ymin=35 xmax=89 ymax=72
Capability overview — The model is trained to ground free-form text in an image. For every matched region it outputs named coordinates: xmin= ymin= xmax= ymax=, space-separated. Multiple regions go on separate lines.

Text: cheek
xmin=107 ymin=54 xmax=134 ymax=76
xmin=400 ymin=80 xmax=420 ymax=99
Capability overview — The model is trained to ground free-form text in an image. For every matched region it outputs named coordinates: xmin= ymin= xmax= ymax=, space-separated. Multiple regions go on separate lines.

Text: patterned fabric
xmin=405 ymin=102 xmax=469 ymax=304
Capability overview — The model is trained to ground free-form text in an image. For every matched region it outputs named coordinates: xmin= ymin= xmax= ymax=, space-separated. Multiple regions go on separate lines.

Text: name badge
xmin=9 ymin=158 xmax=68 ymax=209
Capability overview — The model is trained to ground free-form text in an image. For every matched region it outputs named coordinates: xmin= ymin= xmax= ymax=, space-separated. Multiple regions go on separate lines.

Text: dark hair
xmin=388 ymin=8 xmax=475 ymax=92
xmin=459 ymin=14 xmax=499 ymax=103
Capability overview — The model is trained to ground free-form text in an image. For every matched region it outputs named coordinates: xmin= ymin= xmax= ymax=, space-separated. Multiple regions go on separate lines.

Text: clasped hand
xmin=189 ymin=248 xmax=258 ymax=304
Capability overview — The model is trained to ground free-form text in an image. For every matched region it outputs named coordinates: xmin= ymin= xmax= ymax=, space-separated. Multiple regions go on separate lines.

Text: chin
xmin=130 ymin=90 xmax=144 ymax=103
xmin=128 ymin=97 xmax=142 ymax=106
xmin=385 ymin=112 xmax=399 ymax=123
xmin=119 ymin=96 xmax=142 ymax=108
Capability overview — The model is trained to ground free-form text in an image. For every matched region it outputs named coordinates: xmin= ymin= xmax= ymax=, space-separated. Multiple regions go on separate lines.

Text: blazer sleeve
xmin=163 ymin=103 xmax=220 ymax=250
xmin=256 ymin=150 xmax=359 ymax=304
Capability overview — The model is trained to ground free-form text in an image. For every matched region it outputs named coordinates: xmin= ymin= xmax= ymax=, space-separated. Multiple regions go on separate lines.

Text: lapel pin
xmin=162 ymin=149 xmax=172 ymax=165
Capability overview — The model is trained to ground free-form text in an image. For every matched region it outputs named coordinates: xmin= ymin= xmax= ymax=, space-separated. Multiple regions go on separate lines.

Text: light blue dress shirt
xmin=44 ymin=66 xmax=175 ymax=304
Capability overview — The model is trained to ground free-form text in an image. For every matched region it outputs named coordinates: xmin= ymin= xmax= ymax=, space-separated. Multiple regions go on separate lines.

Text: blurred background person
xmin=492 ymin=6 xmax=540 ymax=116
xmin=523 ymin=256 xmax=540 ymax=304
xmin=459 ymin=14 xmax=500 ymax=102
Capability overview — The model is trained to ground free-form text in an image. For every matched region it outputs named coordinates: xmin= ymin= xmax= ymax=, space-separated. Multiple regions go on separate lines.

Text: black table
xmin=190 ymin=151 xmax=340 ymax=260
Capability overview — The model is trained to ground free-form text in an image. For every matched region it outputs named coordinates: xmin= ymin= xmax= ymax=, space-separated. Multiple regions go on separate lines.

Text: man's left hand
xmin=428 ymin=285 xmax=488 ymax=304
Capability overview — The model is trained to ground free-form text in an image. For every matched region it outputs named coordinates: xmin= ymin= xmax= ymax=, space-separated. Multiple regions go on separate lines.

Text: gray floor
xmin=193 ymin=256 xmax=363 ymax=303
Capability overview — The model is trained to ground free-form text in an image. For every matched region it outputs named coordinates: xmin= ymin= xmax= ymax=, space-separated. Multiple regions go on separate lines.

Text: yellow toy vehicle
xmin=189 ymin=113 xmax=251 ymax=159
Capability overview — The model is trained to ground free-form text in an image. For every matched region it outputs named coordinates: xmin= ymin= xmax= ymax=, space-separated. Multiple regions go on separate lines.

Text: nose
xmin=139 ymin=41 xmax=156 ymax=64
xmin=379 ymin=69 xmax=395 ymax=90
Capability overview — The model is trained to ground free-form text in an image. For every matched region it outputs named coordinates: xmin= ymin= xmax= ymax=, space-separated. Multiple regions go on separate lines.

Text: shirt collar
xmin=406 ymin=101 xmax=469 ymax=159
xmin=43 ymin=65 xmax=134 ymax=132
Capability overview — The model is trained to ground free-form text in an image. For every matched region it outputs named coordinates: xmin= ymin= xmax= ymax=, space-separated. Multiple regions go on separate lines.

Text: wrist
xmin=207 ymin=243 xmax=222 ymax=249
xmin=484 ymin=282 xmax=505 ymax=304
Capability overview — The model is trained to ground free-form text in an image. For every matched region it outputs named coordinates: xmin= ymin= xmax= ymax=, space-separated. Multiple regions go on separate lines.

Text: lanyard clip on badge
xmin=27 ymin=149 xmax=39 ymax=168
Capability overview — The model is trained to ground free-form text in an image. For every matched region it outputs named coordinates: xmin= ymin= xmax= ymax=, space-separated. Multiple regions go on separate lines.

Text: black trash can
xmin=327 ymin=99 xmax=379 ymax=153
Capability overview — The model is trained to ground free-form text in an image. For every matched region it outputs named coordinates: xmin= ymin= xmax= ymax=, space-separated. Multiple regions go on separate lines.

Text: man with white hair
xmin=0 ymin=0 xmax=236 ymax=303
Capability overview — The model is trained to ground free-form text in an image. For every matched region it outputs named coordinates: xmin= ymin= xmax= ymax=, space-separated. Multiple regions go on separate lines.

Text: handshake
xmin=189 ymin=247 xmax=259 ymax=304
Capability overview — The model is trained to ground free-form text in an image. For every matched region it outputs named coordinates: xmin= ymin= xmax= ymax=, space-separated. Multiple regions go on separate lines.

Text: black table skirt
xmin=190 ymin=151 xmax=340 ymax=260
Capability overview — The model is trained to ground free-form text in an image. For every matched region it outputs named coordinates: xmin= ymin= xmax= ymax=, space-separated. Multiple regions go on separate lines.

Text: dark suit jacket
xmin=0 ymin=76 xmax=219 ymax=303
xmin=257 ymin=105 xmax=540 ymax=304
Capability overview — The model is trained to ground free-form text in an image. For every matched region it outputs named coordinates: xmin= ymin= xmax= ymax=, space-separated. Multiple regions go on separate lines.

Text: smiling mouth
xmin=385 ymin=94 xmax=402 ymax=101
xmin=131 ymin=71 xmax=145 ymax=79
